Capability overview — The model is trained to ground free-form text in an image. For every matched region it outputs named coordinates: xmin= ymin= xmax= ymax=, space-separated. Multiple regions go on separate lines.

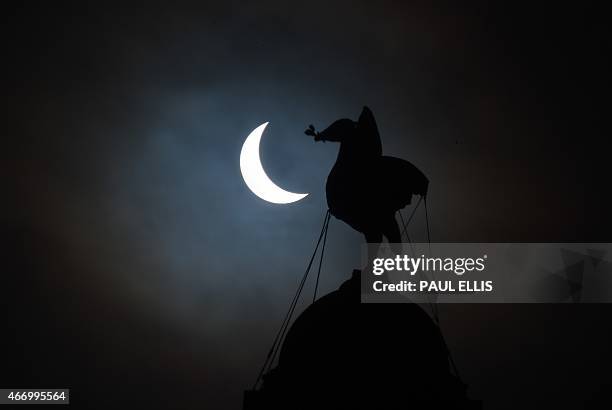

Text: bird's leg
xmin=382 ymin=216 xmax=403 ymax=254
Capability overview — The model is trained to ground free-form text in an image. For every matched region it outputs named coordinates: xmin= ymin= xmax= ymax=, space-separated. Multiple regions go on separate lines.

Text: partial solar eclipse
xmin=240 ymin=122 xmax=308 ymax=204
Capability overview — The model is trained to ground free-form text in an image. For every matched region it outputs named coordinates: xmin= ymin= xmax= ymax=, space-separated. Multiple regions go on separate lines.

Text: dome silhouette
xmin=245 ymin=271 xmax=480 ymax=409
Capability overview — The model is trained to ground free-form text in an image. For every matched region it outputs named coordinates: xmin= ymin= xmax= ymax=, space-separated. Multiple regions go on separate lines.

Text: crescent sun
xmin=240 ymin=122 xmax=308 ymax=204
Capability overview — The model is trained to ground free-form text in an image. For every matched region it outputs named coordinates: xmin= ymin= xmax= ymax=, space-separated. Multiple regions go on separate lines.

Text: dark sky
xmin=3 ymin=2 xmax=611 ymax=409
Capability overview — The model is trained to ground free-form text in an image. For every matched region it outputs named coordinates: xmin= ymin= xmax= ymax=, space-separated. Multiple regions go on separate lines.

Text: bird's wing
xmin=357 ymin=106 xmax=382 ymax=156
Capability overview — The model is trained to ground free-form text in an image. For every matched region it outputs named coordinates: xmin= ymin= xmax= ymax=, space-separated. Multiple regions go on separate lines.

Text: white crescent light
xmin=240 ymin=122 xmax=308 ymax=204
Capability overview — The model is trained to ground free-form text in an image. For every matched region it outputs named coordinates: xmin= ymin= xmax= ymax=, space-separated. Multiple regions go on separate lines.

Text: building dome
xmin=246 ymin=271 xmax=479 ymax=409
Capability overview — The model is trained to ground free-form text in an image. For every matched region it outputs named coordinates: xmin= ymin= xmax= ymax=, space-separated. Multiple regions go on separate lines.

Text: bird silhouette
xmin=306 ymin=106 xmax=429 ymax=243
